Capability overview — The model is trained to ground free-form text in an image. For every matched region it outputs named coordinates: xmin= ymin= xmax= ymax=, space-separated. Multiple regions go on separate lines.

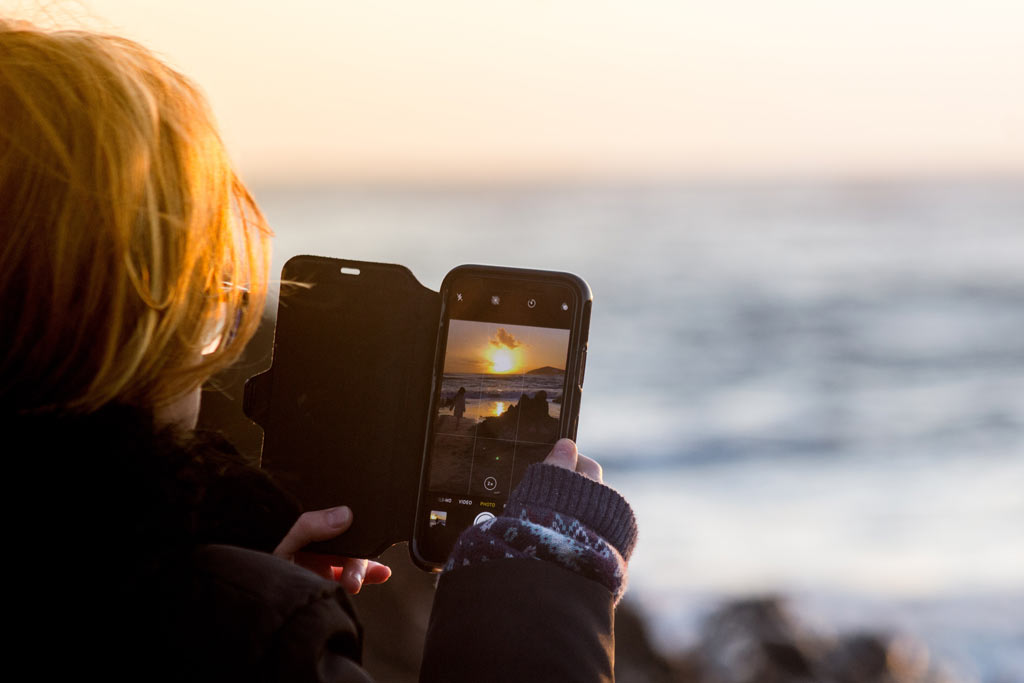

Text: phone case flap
xmin=244 ymin=256 xmax=440 ymax=557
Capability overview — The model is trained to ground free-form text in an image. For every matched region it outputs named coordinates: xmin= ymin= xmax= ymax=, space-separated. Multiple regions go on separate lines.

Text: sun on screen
xmin=487 ymin=346 xmax=522 ymax=374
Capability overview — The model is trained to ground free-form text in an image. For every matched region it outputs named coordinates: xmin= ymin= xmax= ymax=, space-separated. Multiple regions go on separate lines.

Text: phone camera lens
xmin=561 ymin=302 xmax=569 ymax=311
xmin=527 ymin=298 xmax=537 ymax=309
xmin=491 ymin=295 xmax=501 ymax=306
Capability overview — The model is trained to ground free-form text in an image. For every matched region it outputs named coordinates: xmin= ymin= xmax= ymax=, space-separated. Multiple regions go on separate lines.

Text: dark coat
xmin=421 ymin=559 xmax=615 ymax=683
xmin=8 ymin=405 xmax=615 ymax=682
xmin=148 ymin=543 xmax=372 ymax=682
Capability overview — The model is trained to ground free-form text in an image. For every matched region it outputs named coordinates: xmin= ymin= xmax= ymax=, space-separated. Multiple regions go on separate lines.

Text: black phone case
xmin=244 ymin=255 xmax=591 ymax=562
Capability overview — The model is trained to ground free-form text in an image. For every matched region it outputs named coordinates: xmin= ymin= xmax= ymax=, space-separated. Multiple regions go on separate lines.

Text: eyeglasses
xmin=200 ymin=286 xmax=249 ymax=356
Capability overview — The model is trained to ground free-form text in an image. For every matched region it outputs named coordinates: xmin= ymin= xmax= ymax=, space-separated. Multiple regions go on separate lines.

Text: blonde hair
xmin=0 ymin=20 xmax=271 ymax=414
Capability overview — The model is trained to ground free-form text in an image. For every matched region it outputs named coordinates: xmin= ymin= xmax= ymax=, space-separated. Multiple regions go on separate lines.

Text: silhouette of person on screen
xmin=453 ymin=387 xmax=467 ymax=429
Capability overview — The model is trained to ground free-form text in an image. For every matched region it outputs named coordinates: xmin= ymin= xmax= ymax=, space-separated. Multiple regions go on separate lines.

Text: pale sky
xmin=7 ymin=0 xmax=1024 ymax=182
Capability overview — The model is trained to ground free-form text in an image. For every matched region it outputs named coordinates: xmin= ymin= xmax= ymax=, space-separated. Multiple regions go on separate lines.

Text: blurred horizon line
xmin=247 ymin=169 xmax=1024 ymax=193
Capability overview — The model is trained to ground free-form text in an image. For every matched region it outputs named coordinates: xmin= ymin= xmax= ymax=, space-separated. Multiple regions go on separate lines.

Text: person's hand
xmin=273 ymin=506 xmax=392 ymax=594
xmin=543 ymin=438 xmax=603 ymax=483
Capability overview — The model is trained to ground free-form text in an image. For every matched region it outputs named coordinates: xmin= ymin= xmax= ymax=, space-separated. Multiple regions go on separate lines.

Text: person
xmin=453 ymin=386 xmax=467 ymax=429
xmin=0 ymin=19 xmax=637 ymax=682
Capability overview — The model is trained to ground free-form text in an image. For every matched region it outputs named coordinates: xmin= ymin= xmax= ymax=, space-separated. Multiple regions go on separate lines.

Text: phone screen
xmin=413 ymin=273 xmax=584 ymax=566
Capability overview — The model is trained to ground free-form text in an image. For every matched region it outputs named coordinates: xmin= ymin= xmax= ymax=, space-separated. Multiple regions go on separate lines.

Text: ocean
xmin=255 ymin=179 xmax=1024 ymax=681
xmin=440 ymin=371 xmax=565 ymax=421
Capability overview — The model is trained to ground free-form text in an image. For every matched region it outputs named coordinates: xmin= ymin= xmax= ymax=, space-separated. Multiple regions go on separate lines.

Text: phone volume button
xmin=578 ymin=346 xmax=587 ymax=389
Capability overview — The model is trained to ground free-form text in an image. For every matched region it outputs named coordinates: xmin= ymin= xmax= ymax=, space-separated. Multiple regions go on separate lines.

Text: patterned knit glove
xmin=445 ymin=463 xmax=638 ymax=602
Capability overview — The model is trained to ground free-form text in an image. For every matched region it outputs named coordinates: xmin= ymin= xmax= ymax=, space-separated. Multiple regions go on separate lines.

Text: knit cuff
xmin=445 ymin=510 xmax=630 ymax=601
xmin=504 ymin=463 xmax=638 ymax=561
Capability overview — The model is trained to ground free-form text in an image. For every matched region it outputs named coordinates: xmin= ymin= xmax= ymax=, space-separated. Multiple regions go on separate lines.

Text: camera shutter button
xmin=474 ymin=512 xmax=496 ymax=525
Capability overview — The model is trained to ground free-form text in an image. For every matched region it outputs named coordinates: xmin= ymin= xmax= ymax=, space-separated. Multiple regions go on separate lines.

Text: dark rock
xmin=691 ymin=597 xmax=826 ymax=683
xmin=478 ymin=391 xmax=559 ymax=442
xmin=681 ymin=597 xmax=941 ymax=683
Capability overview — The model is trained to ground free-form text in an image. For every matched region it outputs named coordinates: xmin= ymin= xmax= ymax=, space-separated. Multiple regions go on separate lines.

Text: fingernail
xmin=327 ymin=506 xmax=351 ymax=528
xmin=551 ymin=439 xmax=574 ymax=456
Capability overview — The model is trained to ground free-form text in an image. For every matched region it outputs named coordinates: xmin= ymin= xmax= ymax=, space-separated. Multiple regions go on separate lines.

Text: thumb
xmin=543 ymin=438 xmax=578 ymax=471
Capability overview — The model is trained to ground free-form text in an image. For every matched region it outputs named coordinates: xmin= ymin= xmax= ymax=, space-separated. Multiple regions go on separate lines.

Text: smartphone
xmin=411 ymin=265 xmax=592 ymax=569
